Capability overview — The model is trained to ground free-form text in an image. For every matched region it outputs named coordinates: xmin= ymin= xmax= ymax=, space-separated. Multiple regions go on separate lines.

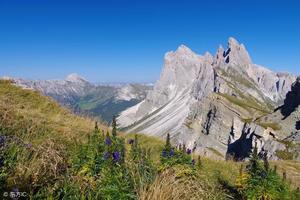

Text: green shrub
xmin=160 ymin=134 xmax=194 ymax=170
xmin=236 ymin=143 xmax=292 ymax=200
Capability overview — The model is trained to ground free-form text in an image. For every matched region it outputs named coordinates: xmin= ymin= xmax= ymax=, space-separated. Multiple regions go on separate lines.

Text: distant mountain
xmin=3 ymin=74 xmax=152 ymax=122
xmin=118 ymin=37 xmax=298 ymax=160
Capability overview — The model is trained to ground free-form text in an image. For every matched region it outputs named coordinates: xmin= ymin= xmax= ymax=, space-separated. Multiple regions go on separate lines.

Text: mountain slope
xmin=118 ymin=38 xmax=297 ymax=160
xmin=1 ymin=80 xmax=300 ymax=199
xmin=6 ymin=75 xmax=152 ymax=122
xmin=0 ymin=80 xmax=102 ymax=190
xmin=77 ymin=83 xmax=151 ymax=122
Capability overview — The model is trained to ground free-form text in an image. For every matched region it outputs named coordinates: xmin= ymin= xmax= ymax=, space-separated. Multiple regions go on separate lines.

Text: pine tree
xmin=112 ymin=115 xmax=117 ymax=137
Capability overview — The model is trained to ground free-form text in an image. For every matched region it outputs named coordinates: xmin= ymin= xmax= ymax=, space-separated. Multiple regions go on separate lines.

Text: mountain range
xmin=3 ymin=74 xmax=152 ymax=122
xmin=3 ymin=37 xmax=300 ymax=161
xmin=118 ymin=37 xmax=299 ymax=160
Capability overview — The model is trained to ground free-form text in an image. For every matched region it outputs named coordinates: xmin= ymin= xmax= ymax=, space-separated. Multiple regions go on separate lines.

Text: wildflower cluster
xmin=102 ymin=134 xmax=124 ymax=165
xmin=236 ymin=142 xmax=291 ymax=199
xmin=160 ymin=133 xmax=195 ymax=168
xmin=60 ymin=120 xmax=135 ymax=199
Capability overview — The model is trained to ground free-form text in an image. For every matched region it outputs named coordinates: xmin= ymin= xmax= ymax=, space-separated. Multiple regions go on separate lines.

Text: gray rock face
xmin=118 ymin=37 xmax=297 ymax=160
xmin=280 ymin=77 xmax=300 ymax=118
xmin=223 ymin=37 xmax=252 ymax=66
xmin=258 ymin=77 xmax=300 ymax=159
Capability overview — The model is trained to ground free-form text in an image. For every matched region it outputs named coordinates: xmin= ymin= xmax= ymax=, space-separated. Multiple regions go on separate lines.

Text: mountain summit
xmin=118 ymin=37 xmax=297 ymax=160
xmin=65 ymin=73 xmax=88 ymax=83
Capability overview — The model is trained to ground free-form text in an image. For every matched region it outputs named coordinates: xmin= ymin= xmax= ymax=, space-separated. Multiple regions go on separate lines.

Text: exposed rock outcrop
xmin=118 ymin=37 xmax=297 ymax=160
xmin=280 ymin=77 xmax=300 ymax=119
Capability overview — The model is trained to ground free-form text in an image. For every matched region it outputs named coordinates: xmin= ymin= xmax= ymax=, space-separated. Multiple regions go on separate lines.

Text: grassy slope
xmin=0 ymin=80 xmax=106 ymax=189
xmin=1 ymin=80 xmax=300 ymax=198
xmin=125 ymin=134 xmax=300 ymax=189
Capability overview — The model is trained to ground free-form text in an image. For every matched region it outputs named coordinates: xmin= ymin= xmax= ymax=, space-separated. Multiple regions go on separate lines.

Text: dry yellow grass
xmin=139 ymin=165 xmax=230 ymax=200
xmin=0 ymin=81 xmax=107 ymax=188
xmin=271 ymin=160 xmax=300 ymax=188
xmin=0 ymin=80 xmax=106 ymax=143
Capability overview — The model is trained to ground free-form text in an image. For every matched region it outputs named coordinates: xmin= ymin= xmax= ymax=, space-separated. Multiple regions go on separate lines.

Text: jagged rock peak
xmin=225 ymin=37 xmax=252 ymax=65
xmin=216 ymin=45 xmax=224 ymax=57
xmin=176 ymin=44 xmax=194 ymax=53
xmin=203 ymin=51 xmax=213 ymax=63
xmin=65 ymin=73 xmax=87 ymax=83
xmin=213 ymin=45 xmax=225 ymax=66
xmin=228 ymin=37 xmax=240 ymax=48
xmin=165 ymin=44 xmax=197 ymax=58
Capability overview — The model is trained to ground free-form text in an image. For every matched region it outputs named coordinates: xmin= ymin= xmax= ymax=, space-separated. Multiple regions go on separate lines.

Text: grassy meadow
xmin=1 ymin=80 xmax=300 ymax=199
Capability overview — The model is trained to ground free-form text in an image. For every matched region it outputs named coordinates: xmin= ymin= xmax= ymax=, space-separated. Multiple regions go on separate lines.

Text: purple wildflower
xmin=192 ymin=159 xmax=195 ymax=166
xmin=186 ymin=148 xmax=192 ymax=155
xmin=105 ymin=138 xmax=112 ymax=145
xmin=128 ymin=139 xmax=134 ymax=145
xmin=169 ymin=149 xmax=175 ymax=156
xmin=161 ymin=150 xmax=167 ymax=157
xmin=25 ymin=143 xmax=32 ymax=149
xmin=103 ymin=152 xmax=110 ymax=160
xmin=112 ymin=151 xmax=121 ymax=162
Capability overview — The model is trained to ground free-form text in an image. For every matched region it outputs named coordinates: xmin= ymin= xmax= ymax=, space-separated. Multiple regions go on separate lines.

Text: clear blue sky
xmin=0 ymin=0 xmax=299 ymax=82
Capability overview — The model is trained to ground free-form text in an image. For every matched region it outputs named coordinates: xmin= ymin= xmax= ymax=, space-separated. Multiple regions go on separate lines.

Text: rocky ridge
xmin=118 ymin=37 xmax=297 ymax=160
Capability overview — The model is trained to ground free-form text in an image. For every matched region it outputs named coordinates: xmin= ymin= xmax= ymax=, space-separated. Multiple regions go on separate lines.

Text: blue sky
xmin=0 ymin=0 xmax=299 ymax=82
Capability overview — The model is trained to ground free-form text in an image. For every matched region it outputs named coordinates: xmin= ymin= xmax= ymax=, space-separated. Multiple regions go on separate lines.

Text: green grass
xmin=219 ymin=67 xmax=256 ymax=90
xmin=218 ymin=67 xmax=274 ymax=114
xmin=1 ymin=80 xmax=300 ymax=199
xmin=0 ymin=80 xmax=98 ymax=190
xmin=125 ymin=133 xmax=165 ymax=163
xmin=218 ymin=93 xmax=270 ymax=114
